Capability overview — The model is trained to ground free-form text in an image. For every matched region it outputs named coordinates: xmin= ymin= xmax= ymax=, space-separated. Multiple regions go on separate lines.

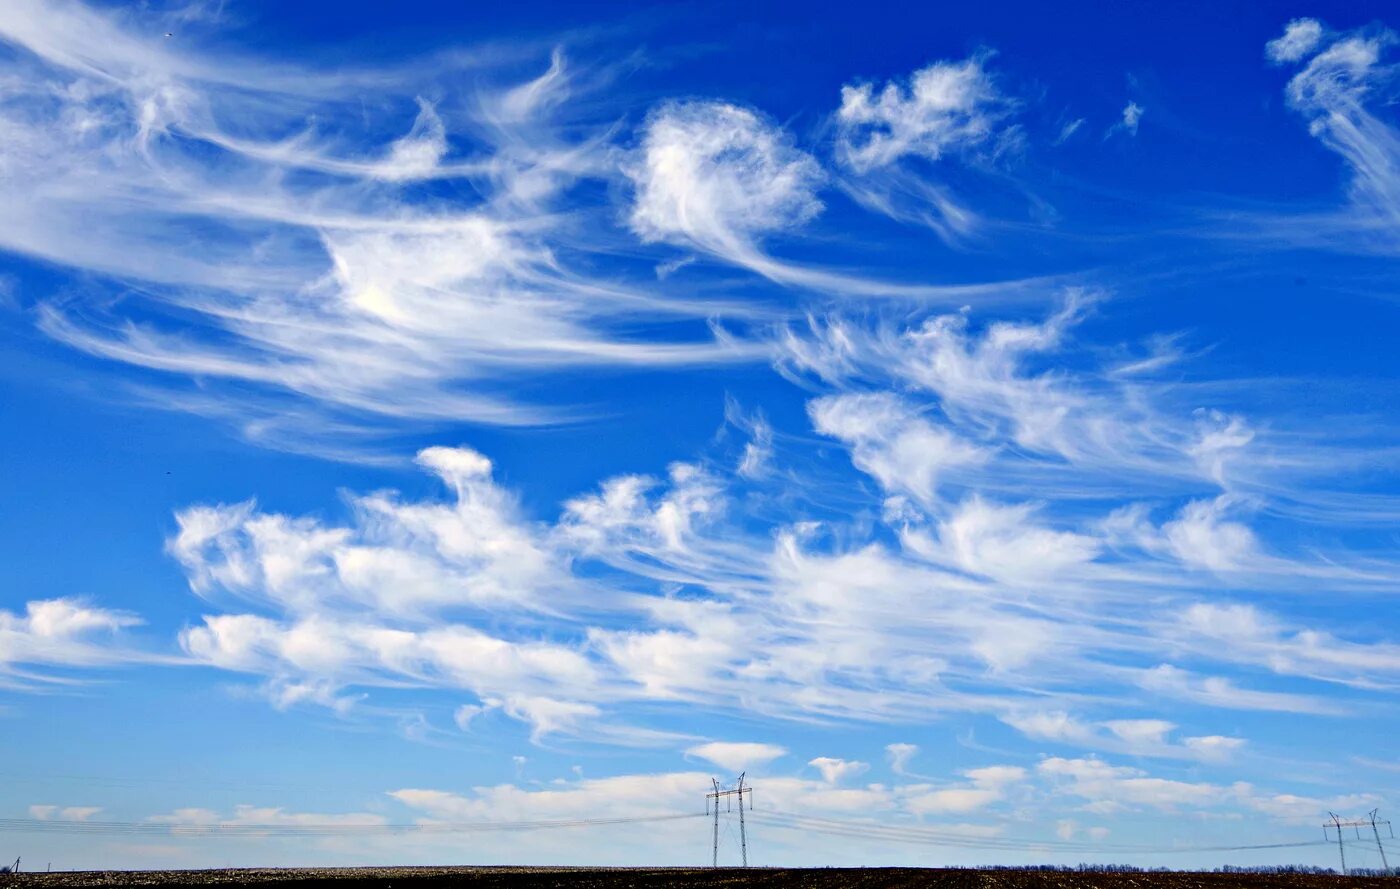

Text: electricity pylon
xmin=705 ymin=773 xmax=752 ymax=867
xmin=1325 ymin=810 xmax=1392 ymax=875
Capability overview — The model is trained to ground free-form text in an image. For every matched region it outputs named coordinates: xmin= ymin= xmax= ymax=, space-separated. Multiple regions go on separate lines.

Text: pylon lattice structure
xmin=705 ymin=773 xmax=752 ymax=868
xmin=1323 ymin=810 xmax=1392 ymax=875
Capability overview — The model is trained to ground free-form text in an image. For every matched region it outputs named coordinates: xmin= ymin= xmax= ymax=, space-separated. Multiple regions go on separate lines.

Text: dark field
xmin=0 ymin=869 xmax=1392 ymax=889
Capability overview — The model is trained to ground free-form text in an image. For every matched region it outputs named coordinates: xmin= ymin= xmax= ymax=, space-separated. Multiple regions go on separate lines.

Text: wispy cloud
xmin=0 ymin=598 xmax=147 ymax=690
xmin=834 ymin=53 xmax=1023 ymax=242
xmin=0 ymin=2 xmax=760 ymax=452
xmin=1105 ymin=101 xmax=1143 ymax=138
xmin=1258 ymin=18 xmax=1400 ymax=254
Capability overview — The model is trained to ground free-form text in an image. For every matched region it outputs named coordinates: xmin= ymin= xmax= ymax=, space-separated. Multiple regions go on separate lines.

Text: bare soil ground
xmin=0 ymin=868 xmax=1392 ymax=889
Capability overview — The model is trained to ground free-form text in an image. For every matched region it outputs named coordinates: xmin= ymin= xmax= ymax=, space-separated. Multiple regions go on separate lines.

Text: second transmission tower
xmin=1325 ymin=810 xmax=1392 ymax=875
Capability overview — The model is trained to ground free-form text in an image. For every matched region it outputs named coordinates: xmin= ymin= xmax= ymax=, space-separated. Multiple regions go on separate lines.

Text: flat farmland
xmin=1 ymin=868 xmax=1391 ymax=889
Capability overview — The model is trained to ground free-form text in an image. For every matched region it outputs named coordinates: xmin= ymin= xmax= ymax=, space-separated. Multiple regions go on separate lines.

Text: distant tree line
xmin=960 ymin=864 xmax=1360 ymax=875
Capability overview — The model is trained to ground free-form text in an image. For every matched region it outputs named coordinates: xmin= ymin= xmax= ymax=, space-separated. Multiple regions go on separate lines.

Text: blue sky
xmin=2 ymin=0 xmax=1400 ymax=872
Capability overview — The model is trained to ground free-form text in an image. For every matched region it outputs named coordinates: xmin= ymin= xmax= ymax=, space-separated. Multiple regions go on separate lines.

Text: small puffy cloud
xmin=495 ymin=49 xmax=569 ymax=123
xmin=809 ymin=757 xmax=870 ymax=784
xmin=686 ymin=741 xmax=786 ymax=772
xmin=179 ymin=612 xmax=602 ymax=733
xmin=147 ymin=805 xmax=385 ymax=829
xmin=1002 ymin=710 xmax=1096 ymax=745
xmin=1182 ymin=735 xmax=1247 ymax=762
xmin=1 ymin=598 xmax=141 ymax=682
xmin=836 ymin=54 xmax=1010 ymax=172
xmin=169 ymin=444 xmax=565 ymax=616
xmin=1038 ymin=756 xmax=1221 ymax=811
xmin=374 ymin=99 xmax=448 ymax=181
xmin=1009 ymin=710 xmax=1241 ymax=762
xmin=903 ymin=765 xmax=1026 ymax=816
xmin=885 ymin=743 xmax=919 ymax=775
xmin=964 ymin=765 xmax=1027 ymax=787
xmin=1267 ymin=19 xmax=1325 ymax=64
xmin=1108 ymin=101 xmax=1144 ymax=138
xmin=12 ymin=598 xmax=138 ymax=639
xmin=29 ymin=805 xmax=102 ymax=821
xmin=495 ymin=695 xmax=601 ymax=741
xmin=1162 ymin=497 xmax=1259 ymax=571
xmin=453 ymin=703 xmax=487 ymax=731
xmin=1181 ymin=602 xmax=1272 ymax=641
xmin=903 ymin=495 xmax=1100 ymax=584
xmin=1101 ymin=719 xmax=1175 ymax=748
xmin=736 ymin=416 xmax=773 ymax=480
xmin=1189 ymin=409 xmax=1254 ymax=484
xmin=904 ymin=786 xmax=1002 ymax=815
xmin=1241 ymin=789 xmax=1379 ymax=825
xmin=808 ymin=393 xmax=985 ymax=504
xmin=626 ymin=100 xmax=823 ymax=255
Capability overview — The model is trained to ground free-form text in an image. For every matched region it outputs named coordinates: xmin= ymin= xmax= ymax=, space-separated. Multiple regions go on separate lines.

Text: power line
xmin=0 ymin=799 xmax=1360 ymax=864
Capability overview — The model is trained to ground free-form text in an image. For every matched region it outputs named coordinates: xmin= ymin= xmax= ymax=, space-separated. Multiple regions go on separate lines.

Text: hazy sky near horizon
xmin=3 ymin=0 xmax=1400 ymax=872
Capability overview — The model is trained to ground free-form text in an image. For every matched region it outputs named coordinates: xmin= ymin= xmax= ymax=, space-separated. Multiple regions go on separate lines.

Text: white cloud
xmin=1161 ymin=496 xmax=1259 ymax=571
xmin=903 ymin=786 xmax=1002 ymax=815
xmin=1181 ymin=735 xmax=1247 ymax=762
xmin=1038 ymin=756 xmax=1221 ymax=812
xmin=686 ymin=741 xmax=787 ymax=772
xmin=1006 ymin=711 xmax=1245 ymax=762
xmin=1269 ymin=20 xmax=1400 ymax=254
xmin=833 ymin=54 xmax=1020 ymax=242
xmin=140 ymin=291 xmax=1400 ymax=743
xmin=963 ymin=765 xmax=1027 ymax=787
xmin=1137 ymin=664 xmax=1343 ymax=715
xmin=169 ymin=445 xmax=564 ymax=616
xmin=1107 ymin=101 xmax=1143 ymax=138
xmin=1121 ymin=102 xmax=1143 ymax=134
xmin=808 ymin=757 xmax=870 ymax=784
xmin=808 ymin=393 xmax=985 ymax=504
xmin=1101 ymin=719 xmax=1176 ymax=748
xmin=902 ymin=495 xmax=1100 ymax=584
xmin=1054 ymin=118 xmax=1085 ymax=146
xmin=1188 ymin=409 xmax=1254 ymax=485
xmin=885 ymin=743 xmax=919 ymax=776
xmin=736 ymin=415 xmax=774 ymax=480
xmin=1266 ymin=18 xmax=1325 ymax=64
xmin=1002 ymin=711 xmax=1098 ymax=746
xmin=903 ymin=765 xmax=1026 ymax=816
xmin=146 ymin=805 xmax=387 ymax=829
xmin=0 ymin=598 xmax=143 ymax=687
xmin=180 ymin=613 xmax=602 ymax=731
xmin=29 ymin=805 xmax=102 ymax=821
xmin=0 ymin=2 xmax=756 ymax=453
xmin=1175 ymin=602 xmax=1400 ymax=688
xmin=1239 ymin=789 xmax=1379 ymax=825
xmin=626 ymin=100 xmax=823 ymax=261
xmin=494 ymin=696 xmax=602 ymax=741
xmin=836 ymin=54 xmax=1010 ymax=173
xmin=787 ymin=295 xmax=1143 ymax=468
xmin=625 ymin=98 xmax=1019 ymax=294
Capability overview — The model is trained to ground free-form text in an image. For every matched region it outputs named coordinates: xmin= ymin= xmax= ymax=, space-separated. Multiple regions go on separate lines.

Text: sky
xmin=2 ymin=0 xmax=1400 ymax=873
